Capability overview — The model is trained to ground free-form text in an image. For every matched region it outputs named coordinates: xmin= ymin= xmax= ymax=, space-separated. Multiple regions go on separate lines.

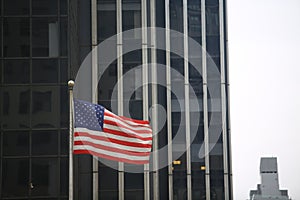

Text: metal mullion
xmin=116 ymin=0 xmax=124 ymax=199
xmin=141 ymin=0 xmax=150 ymax=199
xmin=91 ymin=0 xmax=98 ymax=199
xmin=201 ymin=0 xmax=211 ymax=199
xmin=183 ymin=0 xmax=192 ymax=199
xmin=29 ymin=0 xmax=33 ymax=197
xmin=219 ymin=0 xmax=229 ymax=199
xmin=0 ymin=130 xmax=2 ymax=197
xmin=165 ymin=0 xmax=173 ymax=198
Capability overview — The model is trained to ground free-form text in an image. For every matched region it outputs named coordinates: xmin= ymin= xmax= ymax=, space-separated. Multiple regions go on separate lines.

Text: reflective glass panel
xmin=3 ymin=0 xmax=29 ymax=15
xmin=2 ymin=87 xmax=30 ymax=129
xmin=3 ymin=18 xmax=30 ymax=57
xmin=3 ymin=131 xmax=29 ymax=156
xmin=31 ymin=86 xmax=59 ymax=128
xmin=32 ymin=59 xmax=58 ymax=83
xmin=32 ymin=18 xmax=59 ymax=57
xmin=32 ymin=0 xmax=58 ymax=15
xmin=2 ymin=158 xmax=29 ymax=197
xmin=31 ymin=158 xmax=59 ymax=196
xmin=3 ymin=59 xmax=30 ymax=84
xmin=32 ymin=130 xmax=58 ymax=155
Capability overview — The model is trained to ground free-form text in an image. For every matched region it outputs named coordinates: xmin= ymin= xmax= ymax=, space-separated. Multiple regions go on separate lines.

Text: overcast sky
xmin=228 ymin=0 xmax=300 ymax=199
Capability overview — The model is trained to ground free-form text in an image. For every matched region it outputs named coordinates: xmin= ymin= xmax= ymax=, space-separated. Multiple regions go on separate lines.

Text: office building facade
xmin=0 ymin=0 xmax=232 ymax=199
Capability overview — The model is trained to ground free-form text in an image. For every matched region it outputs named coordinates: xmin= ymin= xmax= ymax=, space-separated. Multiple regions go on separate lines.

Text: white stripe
xmin=75 ymin=127 xmax=152 ymax=144
xmin=74 ymin=145 xmax=150 ymax=161
xmin=104 ymin=115 xmax=152 ymax=132
xmin=105 ymin=110 xmax=151 ymax=127
xmin=103 ymin=124 xmax=152 ymax=137
xmin=74 ymin=135 xmax=151 ymax=153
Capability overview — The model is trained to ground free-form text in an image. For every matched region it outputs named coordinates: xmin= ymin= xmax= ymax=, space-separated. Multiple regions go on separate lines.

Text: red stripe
xmin=104 ymin=111 xmax=150 ymax=125
xmin=74 ymin=141 xmax=151 ymax=156
xmin=102 ymin=128 xmax=152 ymax=141
xmin=73 ymin=149 xmax=149 ymax=165
xmin=74 ymin=132 xmax=152 ymax=148
xmin=104 ymin=119 xmax=152 ymax=134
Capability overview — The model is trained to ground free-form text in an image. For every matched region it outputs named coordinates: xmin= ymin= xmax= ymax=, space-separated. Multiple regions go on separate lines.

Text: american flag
xmin=73 ymin=99 xmax=153 ymax=165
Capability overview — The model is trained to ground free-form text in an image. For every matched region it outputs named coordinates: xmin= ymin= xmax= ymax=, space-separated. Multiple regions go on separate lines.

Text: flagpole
xmin=68 ymin=80 xmax=75 ymax=200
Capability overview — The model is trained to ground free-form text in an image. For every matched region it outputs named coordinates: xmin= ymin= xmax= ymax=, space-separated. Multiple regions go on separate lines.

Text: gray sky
xmin=228 ymin=0 xmax=300 ymax=199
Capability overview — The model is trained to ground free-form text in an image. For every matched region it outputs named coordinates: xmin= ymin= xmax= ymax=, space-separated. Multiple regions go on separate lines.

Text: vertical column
xmin=165 ymin=0 xmax=173 ymax=198
xmin=141 ymin=0 xmax=150 ymax=199
xmin=219 ymin=0 xmax=230 ymax=199
xmin=91 ymin=0 xmax=98 ymax=199
xmin=116 ymin=0 xmax=124 ymax=199
xmin=150 ymin=0 xmax=159 ymax=200
xmin=182 ymin=0 xmax=192 ymax=199
xmin=201 ymin=0 xmax=211 ymax=199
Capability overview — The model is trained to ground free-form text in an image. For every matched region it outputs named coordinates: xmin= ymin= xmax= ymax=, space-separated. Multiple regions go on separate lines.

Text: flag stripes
xmin=73 ymin=99 xmax=152 ymax=164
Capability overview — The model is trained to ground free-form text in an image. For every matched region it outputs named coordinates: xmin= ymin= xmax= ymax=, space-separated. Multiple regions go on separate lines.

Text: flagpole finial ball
xmin=68 ymin=80 xmax=75 ymax=87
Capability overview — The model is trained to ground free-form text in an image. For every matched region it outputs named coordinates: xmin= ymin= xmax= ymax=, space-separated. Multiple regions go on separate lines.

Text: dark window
xmin=97 ymin=0 xmax=116 ymax=43
xmin=60 ymin=0 xmax=68 ymax=15
xmin=99 ymin=166 xmax=118 ymax=200
xmin=60 ymin=130 xmax=68 ymax=155
xmin=32 ymin=131 xmax=58 ymax=155
xmin=2 ymin=87 xmax=30 ymax=129
xmin=31 ymin=158 xmax=59 ymax=196
xmin=32 ymin=0 xmax=58 ymax=15
xmin=60 ymin=158 xmax=68 ymax=195
xmin=122 ymin=0 xmax=141 ymax=32
xmin=32 ymin=18 xmax=59 ymax=57
xmin=3 ymin=18 xmax=30 ymax=57
xmin=32 ymin=59 xmax=58 ymax=83
xmin=60 ymin=17 xmax=68 ymax=56
xmin=3 ymin=0 xmax=30 ymax=15
xmin=2 ymin=158 xmax=29 ymax=197
xmin=3 ymin=131 xmax=29 ymax=156
xmin=31 ymin=87 xmax=59 ymax=128
xmin=3 ymin=59 xmax=30 ymax=84
xmin=173 ymin=154 xmax=187 ymax=200
xmin=206 ymin=36 xmax=220 ymax=56
xmin=60 ymin=59 xmax=68 ymax=83
xmin=60 ymin=86 xmax=68 ymax=127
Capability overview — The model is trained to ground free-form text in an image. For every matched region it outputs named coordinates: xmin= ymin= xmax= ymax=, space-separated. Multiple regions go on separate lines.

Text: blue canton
xmin=74 ymin=99 xmax=104 ymax=131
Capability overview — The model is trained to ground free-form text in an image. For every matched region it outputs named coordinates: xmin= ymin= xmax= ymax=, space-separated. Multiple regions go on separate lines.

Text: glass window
xmin=3 ymin=131 xmax=29 ymax=156
xmin=60 ymin=59 xmax=68 ymax=83
xmin=31 ymin=86 xmax=59 ymax=128
xmin=60 ymin=130 xmax=68 ymax=155
xmin=3 ymin=59 xmax=30 ymax=84
xmin=3 ymin=18 xmax=30 ymax=57
xmin=2 ymin=158 xmax=29 ymax=197
xmin=206 ymin=36 xmax=220 ymax=57
xmin=32 ymin=18 xmax=59 ymax=57
xmin=60 ymin=17 xmax=68 ymax=56
xmin=32 ymin=59 xmax=58 ymax=83
xmin=60 ymin=158 xmax=68 ymax=195
xmin=170 ymin=0 xmax=183 ymax=33
xmin=191 ymin=162 xmax=206 ymax=199
xmin=31 ymin=158 xmax=59 ymax=196
xmin=32 ymin=0 xmax=58 ymax=15
xmin=99 ymin=166 xmax=118 ymax=200
xmin=173 ymin=154 xmax=187 ymax=200
xmin=32 ymin=130 xmax=58 ymax=155
xmin=60 ymin=0 xmax=68 ymax=15
xmin=206 ymin=5 xmax=219 ymax=36
xmin=122 ymin=0 xmax=141 ymax=39
xmin=124 ymin=172 xmax=143 ymax=200
xmin=60 ymin=86 xmax=68 ymax=127
xmin=97 ymin=0 xmax=116 ymax=43
xmin=3 ymin=0 xmax=29 ymax=16
xmin=2 ymin=87 xmax=30 ymax=129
